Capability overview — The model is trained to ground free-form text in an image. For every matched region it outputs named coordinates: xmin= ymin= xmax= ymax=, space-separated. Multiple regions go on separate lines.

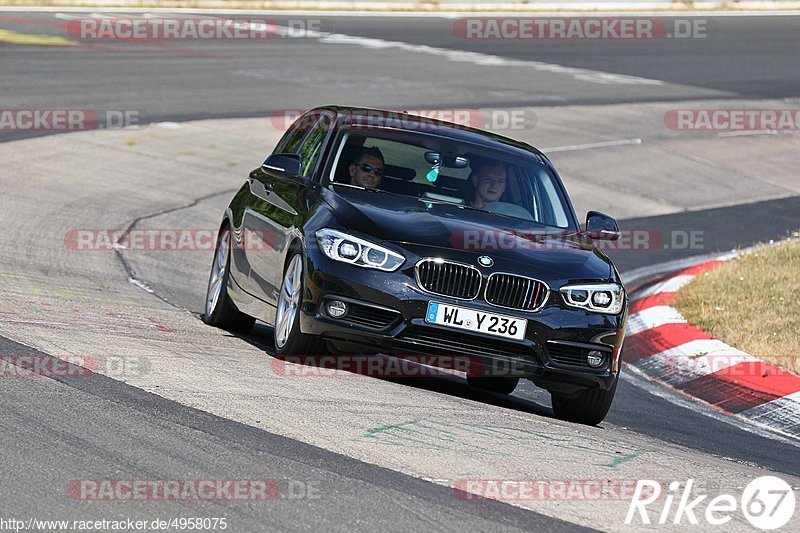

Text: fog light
xmin=586 ymin=350 xmax=605 ymax=368
xmin=327 ymin=300 xmax=348 ymax=318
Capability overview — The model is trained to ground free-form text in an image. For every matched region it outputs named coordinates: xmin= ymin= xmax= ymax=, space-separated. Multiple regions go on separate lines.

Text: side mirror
xmin=262 ymin=153 xmax=302 ymax=176
xmin=586 ymin=211 xmax=621 ymax=241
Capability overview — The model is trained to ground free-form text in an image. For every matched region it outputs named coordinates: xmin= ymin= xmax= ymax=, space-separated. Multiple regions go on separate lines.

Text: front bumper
xmin=301 ymin=247 xmax=626 ymax=394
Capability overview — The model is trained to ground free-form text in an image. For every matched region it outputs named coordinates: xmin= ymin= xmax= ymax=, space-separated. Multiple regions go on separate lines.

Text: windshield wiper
xmin=459 ymin=204 xmax=505 ymax=217
xmin=460 ymin=204 xmax=557 ymax=228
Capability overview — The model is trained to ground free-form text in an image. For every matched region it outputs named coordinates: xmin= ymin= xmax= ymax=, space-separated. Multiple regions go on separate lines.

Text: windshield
xmin=329 ymin=130 xmax=573 ymax=229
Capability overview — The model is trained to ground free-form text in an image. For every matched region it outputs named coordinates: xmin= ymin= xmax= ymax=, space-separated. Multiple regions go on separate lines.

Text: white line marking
xmin=56 ymin=12 xmax=148 ymax=20
xmin=626 ymin=305 xmax=686 ymax=336
xmin=623 ymin=255 xmax=715 ymax=288
xmin=132 ymin=13 xmax=665 ymax=86
xmin=314 ymin=34 xmax=663 ymax=85
xmin=91 ymin=12 xmax=120 ymax=19
xmin=128 ymin=277 xmax=155 ymax=294
xmin=717 ymin=130 xmax=779 ymax=138
xmin=542 ymin=138 xmax=643 ymax=152
xmin=632 ymin=274 xmax=695 ymax=300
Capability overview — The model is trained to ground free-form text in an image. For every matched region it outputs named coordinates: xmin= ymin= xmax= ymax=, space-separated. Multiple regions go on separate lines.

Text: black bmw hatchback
xmin=203 ymin=106 xmax=627 ymax=425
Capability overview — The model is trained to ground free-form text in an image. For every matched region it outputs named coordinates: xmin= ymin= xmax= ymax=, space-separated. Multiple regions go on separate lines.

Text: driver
xmin=468 ymin=160 xmax=533 ymax=220
xmin=348 ymin=146 xmax=385 ymax=189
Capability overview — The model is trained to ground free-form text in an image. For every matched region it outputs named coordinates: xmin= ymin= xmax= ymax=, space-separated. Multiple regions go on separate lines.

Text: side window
xmin=274 ymin=113 xmax=317 ymax=154
xmin=298 ymin=115 xmax=332 ymax=177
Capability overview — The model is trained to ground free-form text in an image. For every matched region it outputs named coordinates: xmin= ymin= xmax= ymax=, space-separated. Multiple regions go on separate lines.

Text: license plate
xmin=425 ymin=301 xmax=527 ymax=341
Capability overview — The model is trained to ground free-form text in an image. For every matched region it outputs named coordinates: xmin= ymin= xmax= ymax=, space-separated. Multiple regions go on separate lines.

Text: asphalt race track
xmin=1 ymin=9 xmax=799 ymax=532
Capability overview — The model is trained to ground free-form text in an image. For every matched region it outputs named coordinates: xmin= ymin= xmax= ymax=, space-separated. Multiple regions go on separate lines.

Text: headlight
xmin=561 ymin=283 xmax=625 ymax=314
xmin=316 ymin=229 xmax=405 ymax=272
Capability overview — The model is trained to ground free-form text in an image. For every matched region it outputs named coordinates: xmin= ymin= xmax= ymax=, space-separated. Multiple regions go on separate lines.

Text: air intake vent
xmin=397 ymin=326 xmax=534 ymax=360
xmin=546 ymin=342 xmax=609 ymax=369
xmin=345 ymin=304 xmax=401 ymax=330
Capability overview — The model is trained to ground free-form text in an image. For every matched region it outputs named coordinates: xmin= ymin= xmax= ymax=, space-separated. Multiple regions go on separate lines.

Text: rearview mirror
xmin=424 ymin=151 xmax=470 ymax=169
xmin=262 ymin=153 xmax=302 ymax=176
xmin=586 ymin=211 xmax=621 ymax=241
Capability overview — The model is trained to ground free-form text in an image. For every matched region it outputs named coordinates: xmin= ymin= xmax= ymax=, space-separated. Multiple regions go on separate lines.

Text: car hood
xmin=322 ymin=185 xmax=613 ymax=281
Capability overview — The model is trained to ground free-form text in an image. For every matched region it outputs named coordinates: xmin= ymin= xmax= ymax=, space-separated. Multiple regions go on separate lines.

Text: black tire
xmin=551 ymin=378 xmax=618 ymax=425
xmin=467 ymin=376 xmax=519 ymax=395
xmin=202 ymin=225 xmax=255 ymax=333
xmin=274 ymin=252 xmax=326 ymax=356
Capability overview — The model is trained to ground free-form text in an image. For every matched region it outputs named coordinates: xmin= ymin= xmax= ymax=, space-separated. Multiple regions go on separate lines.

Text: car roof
xmin=309 ymin=105 xmax=550 ymax=163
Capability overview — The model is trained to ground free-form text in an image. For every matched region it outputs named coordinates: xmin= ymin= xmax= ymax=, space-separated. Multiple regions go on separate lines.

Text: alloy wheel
xmin=206 ymin=228 xmax=229 ymax=317
xmin=275 ymin=254 xmax=303 ymax=348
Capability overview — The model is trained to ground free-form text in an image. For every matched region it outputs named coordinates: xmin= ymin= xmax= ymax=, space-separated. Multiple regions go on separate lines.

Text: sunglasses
xmin=354 ymin=163 xmax=385 ymax=177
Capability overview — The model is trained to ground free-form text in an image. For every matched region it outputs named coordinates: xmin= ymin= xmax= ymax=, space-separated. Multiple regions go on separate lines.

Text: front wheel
xmin=551 ymin=378 xmax=618 ymax=425
xmin=274 ymin=253 xmax=325 ymax=356
xmin=202 ymin=225 xmax=255 ymax=332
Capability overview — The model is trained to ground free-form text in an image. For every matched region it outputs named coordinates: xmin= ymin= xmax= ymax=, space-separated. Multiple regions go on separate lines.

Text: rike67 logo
xmin=627 ymin=477 xmax=796 ymax=530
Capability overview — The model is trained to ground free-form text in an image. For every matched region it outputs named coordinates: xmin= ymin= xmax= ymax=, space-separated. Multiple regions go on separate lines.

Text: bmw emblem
xmin=478 ymin=256 xmax=494 ymax=267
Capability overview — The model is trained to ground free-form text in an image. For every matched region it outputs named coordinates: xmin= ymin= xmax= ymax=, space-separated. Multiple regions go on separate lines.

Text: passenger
xmin=348 ymin=147 xmax=385 ymax=189
xmin=468 ymin=160 xmax=533 ymax=220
